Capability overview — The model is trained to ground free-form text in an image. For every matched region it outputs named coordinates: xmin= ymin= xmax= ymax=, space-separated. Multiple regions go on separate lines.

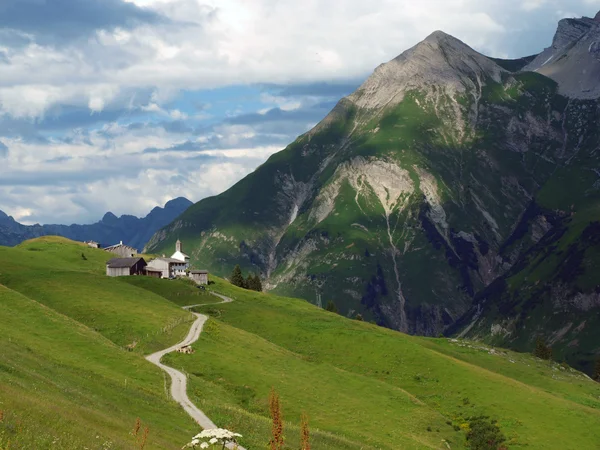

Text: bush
xmin=533 ymin=337 xmax=553 ymax=360
xmin=355 ymin=313 xmax=364 ymax=321
xmin=466 ymin=416 xmax=507 ymax=450
xmin=325 ymin=301 xmax=339 ymax=314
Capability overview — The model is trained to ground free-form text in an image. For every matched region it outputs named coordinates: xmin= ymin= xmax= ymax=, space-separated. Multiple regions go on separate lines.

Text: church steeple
xmin=176 ymin=239 xmax=182 ymax=253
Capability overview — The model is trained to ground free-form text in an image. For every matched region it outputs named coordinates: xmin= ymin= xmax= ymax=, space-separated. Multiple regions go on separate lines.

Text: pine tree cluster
xmin=230 ymin=264 xmax=263 ymax=292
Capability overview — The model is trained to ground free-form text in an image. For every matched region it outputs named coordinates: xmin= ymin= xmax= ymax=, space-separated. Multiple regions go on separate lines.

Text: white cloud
xmin=2 ymin=0 xmax=599 ymax=224
xmin=0 ymin=0 xmax=569 ymax=119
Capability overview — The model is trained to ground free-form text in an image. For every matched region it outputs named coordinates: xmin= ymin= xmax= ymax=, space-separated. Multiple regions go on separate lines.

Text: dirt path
xmin=146 ymin=292 xmax=245 ymax=449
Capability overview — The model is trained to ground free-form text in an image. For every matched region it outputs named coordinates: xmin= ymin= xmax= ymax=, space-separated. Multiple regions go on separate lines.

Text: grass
xmin=2 ymin=237 xmax=600 ymax=449
xmin=0 ymin=284 xmax=197 ymax=449
xmin=121 ymin=276 xmax=215 ymax=308
xmin=0 ymin=237 xmax=194 ymax=354
xmin=162 ymin=277 xmax=600 ymax=450
xmin=0 ymin=237 xmax=204 ymax=448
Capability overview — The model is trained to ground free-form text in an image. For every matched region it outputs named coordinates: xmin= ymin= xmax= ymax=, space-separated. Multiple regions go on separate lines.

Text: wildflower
xmin=182 ymin=428 xmax=242 ymax=449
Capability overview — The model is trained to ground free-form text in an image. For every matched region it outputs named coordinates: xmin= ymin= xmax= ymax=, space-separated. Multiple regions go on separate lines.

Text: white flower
xmin=200 ymin=444 xmax=209 ymax=449
xmin=209 ymin=438 xmax=218 ymax=444
xmin=191 ymin=439 xmax=199 ymax=445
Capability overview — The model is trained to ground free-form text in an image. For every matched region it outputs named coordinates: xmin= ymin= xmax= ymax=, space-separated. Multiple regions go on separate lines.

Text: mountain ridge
xmin=0 ymin=197 xmax=193 ymax=249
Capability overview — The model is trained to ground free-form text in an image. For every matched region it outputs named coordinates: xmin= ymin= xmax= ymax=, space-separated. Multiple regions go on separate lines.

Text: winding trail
xmin=146 ymin=292 xmax=246 ymax=449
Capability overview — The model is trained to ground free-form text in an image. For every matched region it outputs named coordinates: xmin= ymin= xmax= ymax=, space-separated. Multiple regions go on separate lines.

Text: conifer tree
xmin=253 ymin=275 xmax=263 ymax=292
xmin=594 ymin=359 xmax=600 ymax=382
xmin=230 ymin=264 xmax=245 ymax=287
xmin=245 ymin=274 xmax=253 ymax=290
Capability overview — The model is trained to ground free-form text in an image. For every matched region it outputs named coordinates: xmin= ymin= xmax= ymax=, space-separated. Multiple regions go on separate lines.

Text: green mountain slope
xmin=164 ymin=278 xmax=600 ymax=449
xmin=146 ymin=12 xmax=600 ymax=365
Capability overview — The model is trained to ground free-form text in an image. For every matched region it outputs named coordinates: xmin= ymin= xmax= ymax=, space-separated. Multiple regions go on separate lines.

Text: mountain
xmin=0 ymin=197 xmax=193 ymax=250
xmin=147 ymin=14 xmax=600 ymax=371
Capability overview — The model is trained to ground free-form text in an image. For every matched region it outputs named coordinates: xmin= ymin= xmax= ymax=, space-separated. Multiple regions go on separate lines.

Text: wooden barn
xmin=106 ymin=257 xmax=147 ymax=277
xmin=145 ymin=267 xmax=163 ymax=278
xmin=189 ymin=270 xmax=209 ymax=285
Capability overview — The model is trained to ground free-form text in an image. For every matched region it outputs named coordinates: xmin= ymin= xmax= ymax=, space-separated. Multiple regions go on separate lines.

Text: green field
xmin=166 ymin=278 xmax=600 ymax=449
xmin=1 ymin=237 xmax=599 ymax=449
xmin=0 ymin=238 xmax=200 ymax=449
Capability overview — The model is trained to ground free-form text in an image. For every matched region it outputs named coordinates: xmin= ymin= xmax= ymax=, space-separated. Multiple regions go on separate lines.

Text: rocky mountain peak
xmin=347 ymin=30 xmax=504 ymax=111
xmin=523 ymin=13 xmax=600 ymax=98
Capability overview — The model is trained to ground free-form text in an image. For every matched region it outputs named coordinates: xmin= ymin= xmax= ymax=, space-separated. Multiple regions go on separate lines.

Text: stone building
xmin=145 ymin=257 xmax=187 ymax=278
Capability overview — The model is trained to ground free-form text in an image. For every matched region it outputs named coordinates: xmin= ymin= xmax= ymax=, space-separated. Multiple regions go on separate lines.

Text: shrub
xmin=325 ymin=301 xmax=339 ymax=314
xmin=533 ymin=337 xmax=553 ymax=360
xmin=465 ymin=416 xmax=507 ymax=450
xmin=355 ymin=313 xmax=364 ymax=321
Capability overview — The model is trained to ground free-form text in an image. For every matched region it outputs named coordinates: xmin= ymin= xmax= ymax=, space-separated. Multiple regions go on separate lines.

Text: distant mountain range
xmin=0 ymin=197 xmax=193 ymax=250
xmin=147 ymin=12 xmax=600 ymax=374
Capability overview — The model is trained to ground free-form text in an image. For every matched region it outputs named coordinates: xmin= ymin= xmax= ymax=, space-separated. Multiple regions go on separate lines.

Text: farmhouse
xmin=106 ymin=257 xmax=147 ymax=277
xmin=105 ymin=241 xmax=137 ymax=258
xmin=146 ymin=257 xmax=187 ymax=278
xmin=85 ymin=240 xmax=101 ymax=249
xmin=189 ymin=270 xmax=208 ymax=285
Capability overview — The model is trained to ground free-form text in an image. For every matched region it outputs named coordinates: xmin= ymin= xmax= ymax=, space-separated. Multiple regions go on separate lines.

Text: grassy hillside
xmin=1 ymin=237 xmax=600 ymax=449
xmin=161 ymin=278 xmax=600 ymax=449
xmin=0 ymin=237 xmax=201 ymax=448
xmin=0 ymin=237 xmax=194 ymax=354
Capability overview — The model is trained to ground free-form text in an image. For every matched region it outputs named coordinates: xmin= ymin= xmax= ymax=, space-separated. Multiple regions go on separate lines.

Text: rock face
xmin=524 ymin=14 xmax=600 ymax=98
xmin=0 ymin=197 xmax=193 ymax=249
xmin=348 ymin=31 xmax=505 ymax=111
xmin=147 ymin=13 xmax=600 ymax=373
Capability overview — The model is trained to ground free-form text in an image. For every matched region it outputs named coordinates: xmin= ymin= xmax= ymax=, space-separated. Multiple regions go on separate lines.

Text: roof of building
xmin=144 ymin=267 xmax=163 ymax=272
xmin=106 ymin=257 xmax=146 ymax=268
xmin=190 ymin=270 xmax=209 ymax=274
xmin=104 ymin=241 xmax=137 ymax=251
xmin=171 ymin=250 xmax=190 ymax=261
xmin=150 ymin=257 xmax=187 ymax=264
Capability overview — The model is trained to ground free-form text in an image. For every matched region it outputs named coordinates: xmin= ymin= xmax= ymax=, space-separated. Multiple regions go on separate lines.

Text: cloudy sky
xmin=0 ymin=0 xmax=598 ymax=225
